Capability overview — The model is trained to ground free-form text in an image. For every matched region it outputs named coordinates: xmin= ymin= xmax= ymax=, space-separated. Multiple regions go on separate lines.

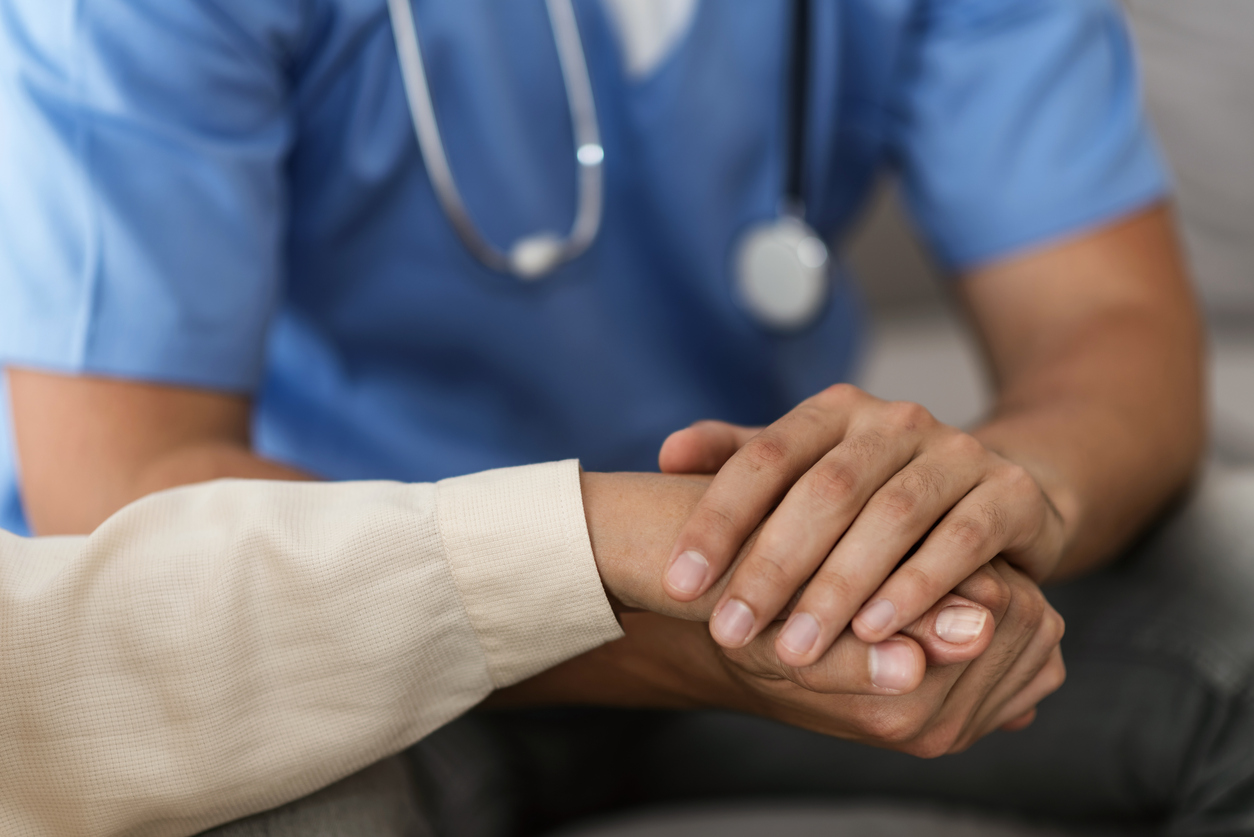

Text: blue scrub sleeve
xmin=0 ymin=0 xmax=301 ymax=391
xmin=891 ymin=0 xmax=1170 ymax=271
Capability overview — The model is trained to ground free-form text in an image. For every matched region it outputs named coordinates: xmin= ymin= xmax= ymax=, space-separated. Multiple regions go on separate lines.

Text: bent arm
xmin=963 ymin=204 xmax=1206 ymax=580
xmin=0 ymin=463 xmax=623 ymax=837
xmin=7 ymin=369 xmax=310 ymax=535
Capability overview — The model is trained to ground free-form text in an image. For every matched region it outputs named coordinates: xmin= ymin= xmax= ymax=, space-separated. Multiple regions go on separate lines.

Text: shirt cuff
xmin=435 ymin=460 xmax=624 ymax=688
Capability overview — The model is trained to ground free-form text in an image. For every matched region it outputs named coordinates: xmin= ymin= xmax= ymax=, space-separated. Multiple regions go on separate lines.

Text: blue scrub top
xmin=0 ymin=0 xmax=1166 ymax=535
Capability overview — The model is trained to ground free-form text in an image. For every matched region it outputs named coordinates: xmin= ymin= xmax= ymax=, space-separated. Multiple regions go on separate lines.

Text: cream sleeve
xmin=0 ymin=460 xmax=623 ymax=837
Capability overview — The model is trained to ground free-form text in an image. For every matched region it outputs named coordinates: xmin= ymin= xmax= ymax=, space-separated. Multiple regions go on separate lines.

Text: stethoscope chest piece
xmin=733 ymin=215 xmax=830 ymax=331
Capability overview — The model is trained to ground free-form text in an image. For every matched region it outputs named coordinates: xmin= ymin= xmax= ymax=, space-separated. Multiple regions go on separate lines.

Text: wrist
xmin=580 ymin=470 xmax=723 ymax=619
xmin=484 ymin=613 xmax=733 ymax=711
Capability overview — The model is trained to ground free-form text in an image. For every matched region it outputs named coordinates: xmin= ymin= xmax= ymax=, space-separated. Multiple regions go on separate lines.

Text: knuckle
xmin=806 ymin=461 xmax=861 ymax=510
xmin=894 ymin=562 xmax=940 ymax=599
xmin=907 ymin=727 xmax=959 ymax=759
xmin=1043 ymin=658 xmax=1068 ymax=694
xmin=841 ymin=430 xmax=886 ymax=463
xmin=1003 ymin=462 xmax=1036 ymax=490
xmin=978 ymin=500 xmax=1009 ymax=541
xmin=944 ymin=430 xmax=986 ymax=460
xmin=885 ymin=401 xmax=934 ymax=433
xmin=956 ymin=567 xmax=1012 ymax=617
xmin=862 ymin=708 xmax=924 ymax=745
xmin=1016 ymin=586 xmax=1047 ymax=628
xmin=986 ymin=574 xmax=1013 ymax=617
xmin=1045 ymin=608 xmax=1066 ymax=644
xmin=1000 ymin=463 xmax=1041 ymax=504
xmin=741 ymin=436 xmax=790 ymax=473
xmin=788 ymin=662 xmax=835 ymax=693
xmin=876 ymin=485 xmax=923 ymax=523
xmin=818 ymin=382 xmax=861 ymax=407
xmin=802 ymin=570 xmax=862 ymax=614
xmin=944 ymin=513 xmax=993 ymax=554
xmin=743 ymin=549 xmax=795 ymax=593
xmin=898 ymin=461 xmax=945 ymax=500
xmin=695 ymin=500 xmax=740 ymax=539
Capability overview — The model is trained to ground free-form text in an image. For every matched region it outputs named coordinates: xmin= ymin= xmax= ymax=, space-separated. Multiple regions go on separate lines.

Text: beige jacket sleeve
xmin=0 ymin=460 xmax=622 ymax=837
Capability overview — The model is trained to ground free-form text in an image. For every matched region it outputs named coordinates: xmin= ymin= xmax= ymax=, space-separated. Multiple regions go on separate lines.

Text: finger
xmin=902 ymin=561 xmax=1047 ymax=755
xmin=852 ymin=468 xmax=1045 ymax=644
xmin=896 ymin=594 xmax=995 ymax=667
xmin=663 ymin=386 xmax=865 ymax=602
xmin=948 ymin=587 xmax=1064 ymax=752
xmin=658 ymin=421 xmax=763 ymax=475
xmin=999 ymin=709 xmax=1037 ymax=732
xmin=714 ymin=428 xmax=917 ymax=649
xmin=770 ymin=443 xmax=986 ymax=663
xmin=950 ymin=562 xmax=1013 ymax=624
xmin=985 ymin=638 xmax=1066 ymax=733
xmin=732 ymin=623 xmax=928 ymax=696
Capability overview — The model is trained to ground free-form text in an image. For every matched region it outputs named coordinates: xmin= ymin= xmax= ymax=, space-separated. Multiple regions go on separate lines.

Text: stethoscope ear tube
xmin=387 ymin=0 xmax=604 ymax=279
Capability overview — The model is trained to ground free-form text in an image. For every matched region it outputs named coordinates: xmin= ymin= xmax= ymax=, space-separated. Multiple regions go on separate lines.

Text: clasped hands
xmin=592 ymin=384 xmax=1068 ymax=757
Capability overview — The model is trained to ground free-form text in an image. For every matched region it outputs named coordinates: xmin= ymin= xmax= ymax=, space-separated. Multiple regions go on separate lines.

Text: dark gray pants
xmin=207 ymin=469 xmax=1254 ymax=837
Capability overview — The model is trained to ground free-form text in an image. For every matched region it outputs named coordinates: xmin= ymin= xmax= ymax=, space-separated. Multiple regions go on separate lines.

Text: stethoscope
xmin=387 ymin=0 xmax=830 ymax=331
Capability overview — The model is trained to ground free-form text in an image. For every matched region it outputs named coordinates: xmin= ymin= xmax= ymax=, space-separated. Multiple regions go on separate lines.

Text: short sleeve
xmin=0 ymin=0 xmax=302 ymax=390
xmin=890 ymin=0 xmax=1170 ymax=271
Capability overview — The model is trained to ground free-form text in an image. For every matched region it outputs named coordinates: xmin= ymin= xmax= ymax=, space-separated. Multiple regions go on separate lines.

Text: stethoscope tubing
xmin=387 ymin=0 xmax=604 ymax=278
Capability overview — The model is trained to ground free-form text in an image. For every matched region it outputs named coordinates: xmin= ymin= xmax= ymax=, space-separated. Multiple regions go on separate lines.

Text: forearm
xmin=8 ymin=367 xmax=312 ymax=535
xmin=975 ymin=315 xmax=1203 ymax=579
xmin=967 ymin=208 xmax=1206 ymax=580
xmin=0 ymin=462 xmax=622 ymax=836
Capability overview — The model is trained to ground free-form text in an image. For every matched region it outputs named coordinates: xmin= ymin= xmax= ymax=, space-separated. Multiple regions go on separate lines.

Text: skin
xmin=4 ymin=375 xmax=1062 ymax=747
xmin=8 ymin=204 xmax=1183 ymax=749
xmin=658 ymin=203 xmax=1206 ymax=668
xmin=552 ymin=471 xmax=1064 ymax=747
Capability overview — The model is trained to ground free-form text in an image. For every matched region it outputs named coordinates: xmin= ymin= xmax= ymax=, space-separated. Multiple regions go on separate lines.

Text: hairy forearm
xmin=8 ymin=368 xmax=313 ymax=535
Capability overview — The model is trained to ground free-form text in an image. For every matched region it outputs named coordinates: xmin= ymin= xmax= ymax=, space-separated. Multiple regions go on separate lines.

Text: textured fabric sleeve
xmin=0 ymin=460 xmax=622 ymax=837
xmin=890 ymin=0 xmax=1170 ymax=271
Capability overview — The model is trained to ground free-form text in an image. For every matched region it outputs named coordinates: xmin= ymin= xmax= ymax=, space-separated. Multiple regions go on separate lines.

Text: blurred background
xmin=846 ymin=0 xmax=1254 ymax=462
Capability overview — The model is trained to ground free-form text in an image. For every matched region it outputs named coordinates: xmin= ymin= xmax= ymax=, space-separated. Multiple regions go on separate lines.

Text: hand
xmin=496 ymin=471 xmax=1064 ymax=747
xmin=657 ymin=384 xmax=1068 ymax=668
xmin=579 ymin=471 xmax=1000 ymax=692
xmin=625 ymin=559 xmax=1064 ymax=753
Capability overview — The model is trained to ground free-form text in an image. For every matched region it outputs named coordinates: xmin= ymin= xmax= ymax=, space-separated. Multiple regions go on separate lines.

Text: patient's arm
xmin=0 ymin=460 xmax=1040 ymax=837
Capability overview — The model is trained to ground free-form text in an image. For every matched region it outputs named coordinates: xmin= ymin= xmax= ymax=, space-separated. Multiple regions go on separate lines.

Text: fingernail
xmin=857 ymin=599 xmax=896 ymax=634
xmin=666 ymin=550 xmax=708 ymax=596
xmin=869 ymin=641 xmax=916 ymax=692
xmin=778 ymin=612 xmax=820 ymax=657
xmin=935 ymin=606 xmax=987 ymax=645
xmin=711 ymin=599 xmax=755 ymax=646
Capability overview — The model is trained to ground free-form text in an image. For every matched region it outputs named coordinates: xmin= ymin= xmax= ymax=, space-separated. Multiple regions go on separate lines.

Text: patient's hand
xmin=495 ymin=470 xmax=1061 ymax=742
xmin=500 ymin=551 xmax=1063 ymax=750
xmin=655 ymin=385 xmax=1067 ymax=669
xmin=582 ymin=471 xmax=1000 ymax=693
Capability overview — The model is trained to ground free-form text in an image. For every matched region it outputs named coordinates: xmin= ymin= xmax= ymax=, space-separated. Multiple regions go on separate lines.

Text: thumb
xmin=659 ymin=420 xmax=765 ymax=475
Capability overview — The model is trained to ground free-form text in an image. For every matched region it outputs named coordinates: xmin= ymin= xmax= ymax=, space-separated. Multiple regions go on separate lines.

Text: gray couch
xmin=566 ymin=3 xmax=1254 ymax=835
